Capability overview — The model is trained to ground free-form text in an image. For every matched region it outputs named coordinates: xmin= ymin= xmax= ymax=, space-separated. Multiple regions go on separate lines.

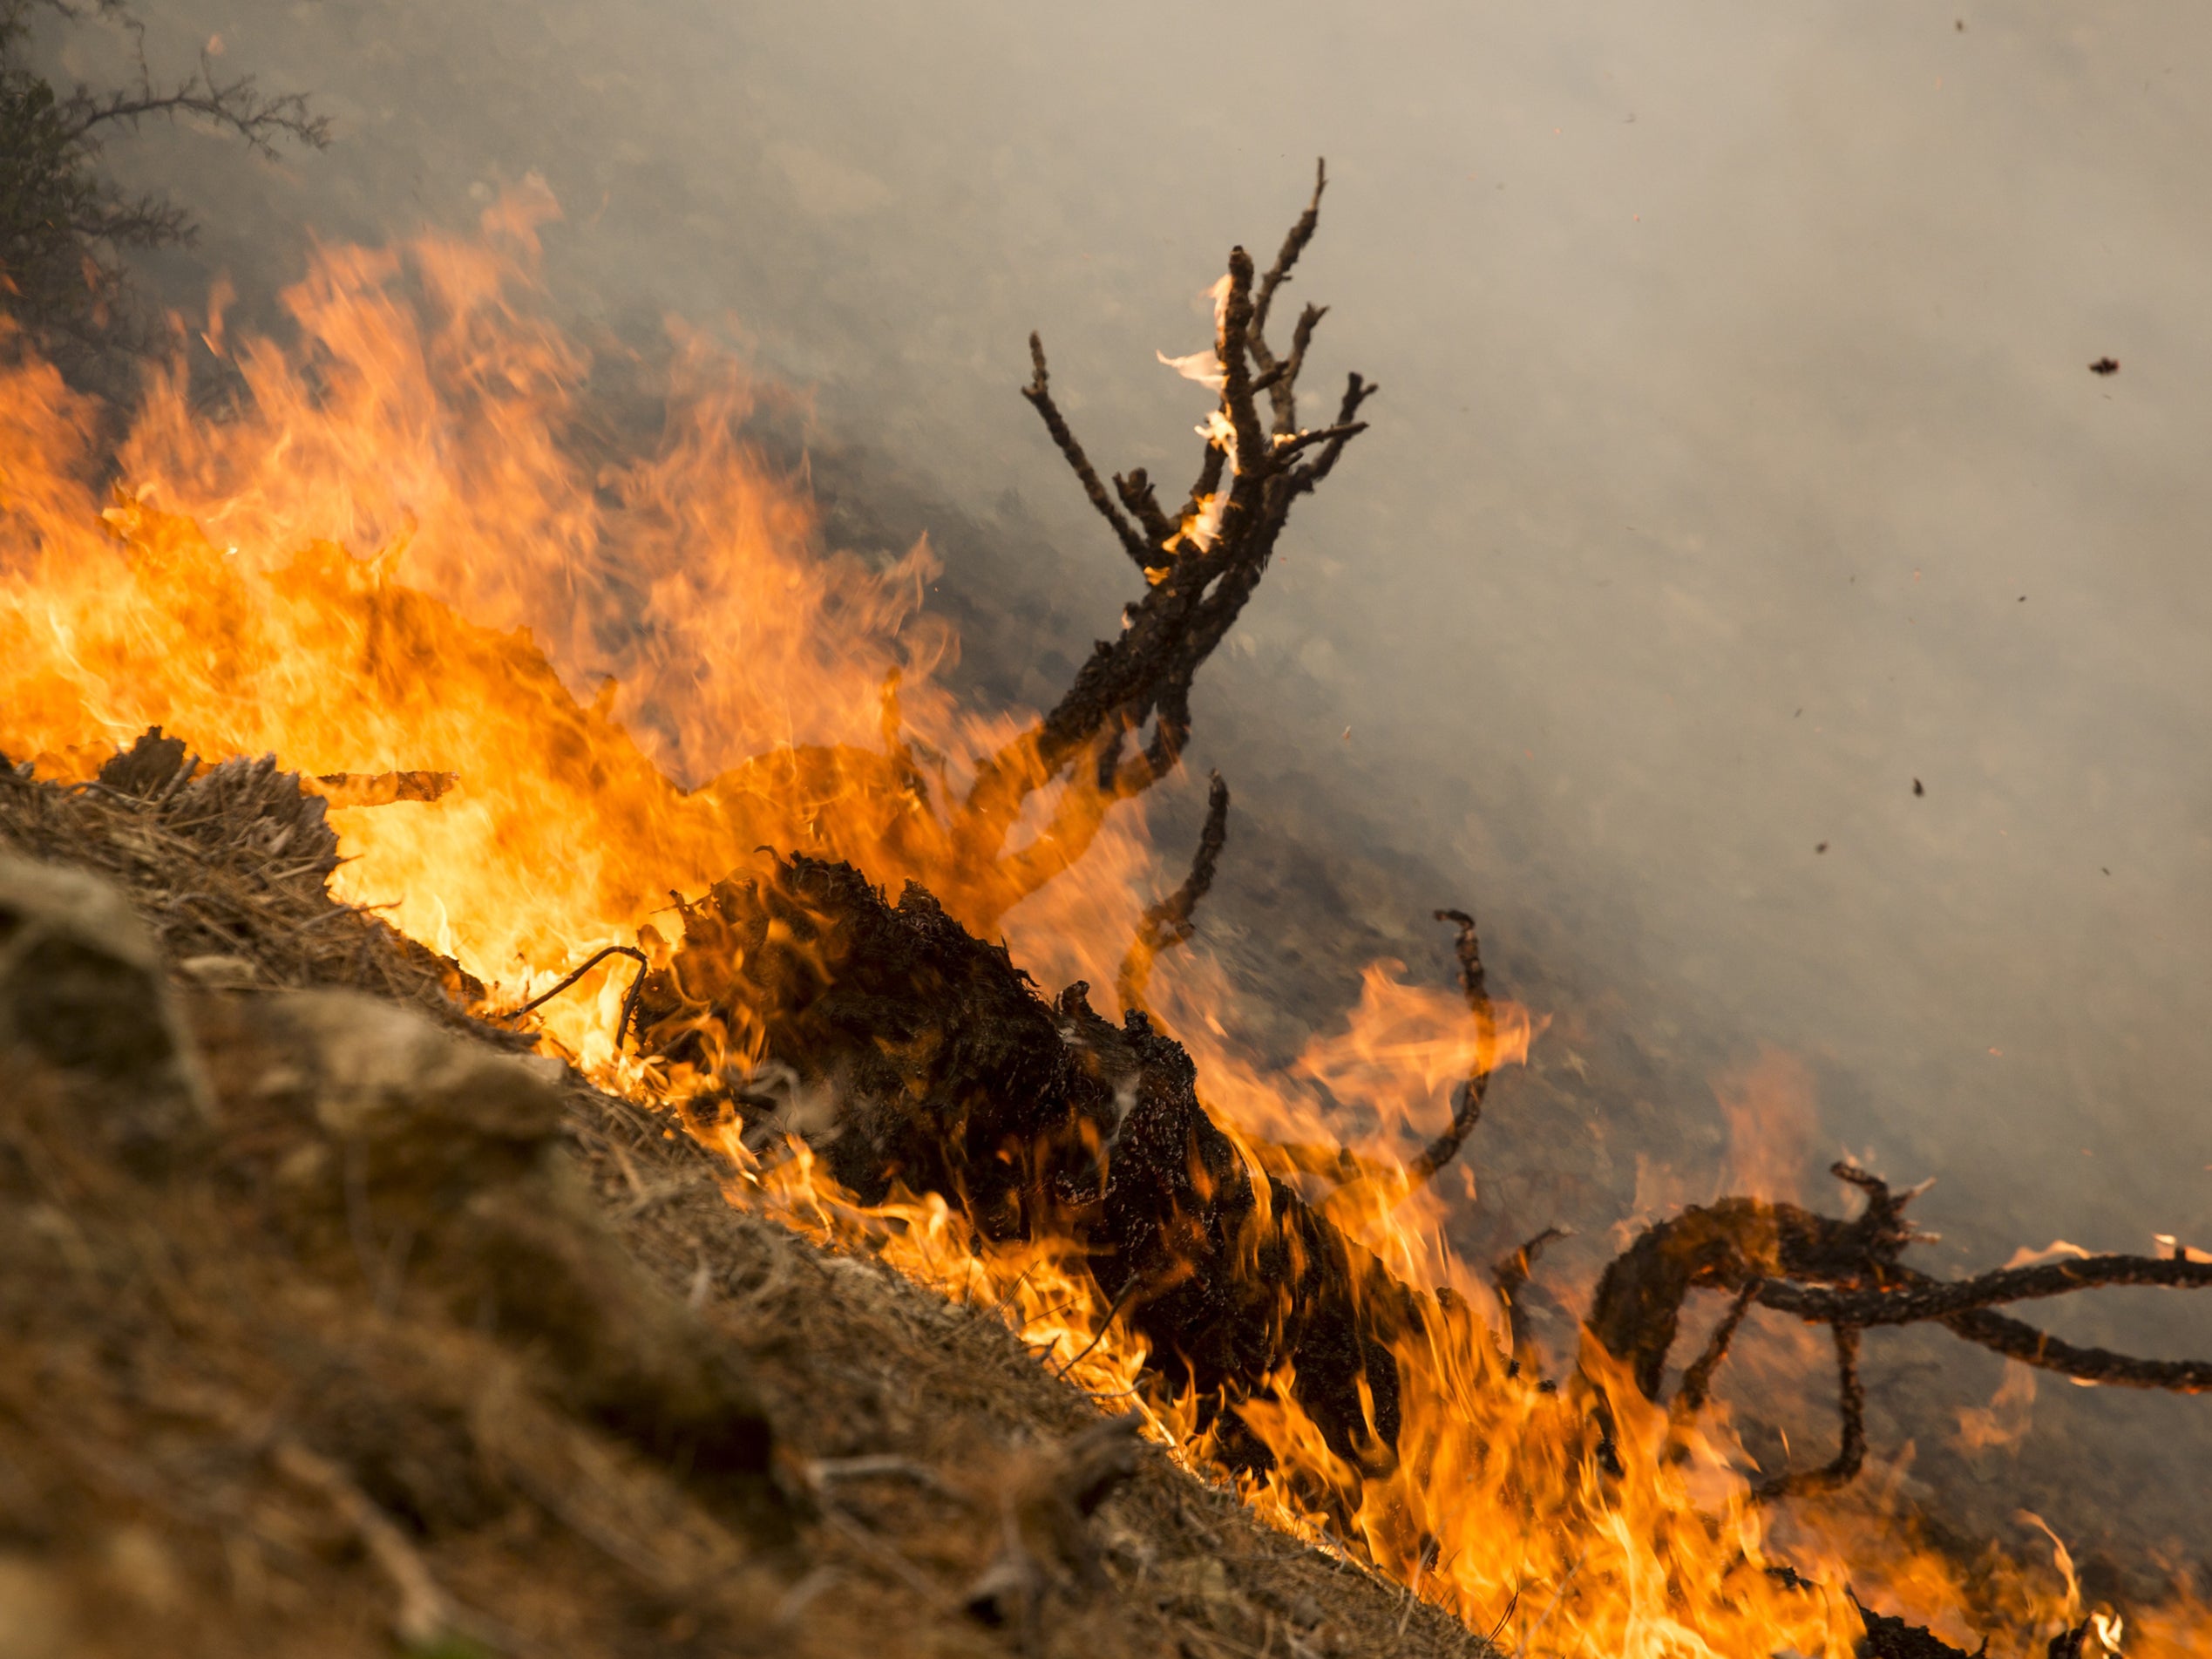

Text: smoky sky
xmin=52 ymin=0 xmax=2212 ymax=1548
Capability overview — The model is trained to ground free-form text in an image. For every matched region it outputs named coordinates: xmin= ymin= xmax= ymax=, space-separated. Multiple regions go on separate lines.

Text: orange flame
xmin=3 ymin=202 xmax=2206 ymax=1656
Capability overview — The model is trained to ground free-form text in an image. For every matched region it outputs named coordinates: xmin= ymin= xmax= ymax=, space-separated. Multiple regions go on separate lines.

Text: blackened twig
xmin=1116 ymin=771 xmax=1229 ymax=1013
xmin=1672 ymin=1278 xmax=1762 ymax=1423
xmin=1754 ymin=1324 xmax=1865 ymax=1500
xmin=497 ymin=944 xmax=652 ymax=1049
xmin=1402 ymin=908 xmax=1494 ymax=1187
xmin=1272 ymin=418 xmax=1371 ymax=462
xmin=1249 ymin=159 xmax=1327 ymax=368
xmin=1754 ymin=1252 xmax=2212 ymax=1330
xmin=1111 ymin=466 xmax=1177 ymax=551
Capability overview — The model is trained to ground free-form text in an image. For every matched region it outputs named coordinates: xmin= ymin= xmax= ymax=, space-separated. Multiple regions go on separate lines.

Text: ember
xmin=3 ymin=171 xmax=2209 ymax=1657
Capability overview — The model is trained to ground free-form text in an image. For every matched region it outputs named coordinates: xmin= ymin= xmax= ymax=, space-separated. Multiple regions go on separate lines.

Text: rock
xmin=175 ymin=954 xmax=261 ymax=989
xmin=247 ymin=989 xmax=565 ymax=1146
xmin=0 ymin=854 xmax=210 ymax=1164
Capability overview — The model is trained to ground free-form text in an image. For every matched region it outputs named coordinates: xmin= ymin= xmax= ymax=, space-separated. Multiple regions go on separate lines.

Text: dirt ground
xmin=0 ymin=762 xmax=1489 ymax=1657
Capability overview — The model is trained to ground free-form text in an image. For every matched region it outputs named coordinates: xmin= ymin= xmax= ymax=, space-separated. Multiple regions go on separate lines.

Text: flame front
xmin=2 ymin=207 xmax=2202 ymax=1657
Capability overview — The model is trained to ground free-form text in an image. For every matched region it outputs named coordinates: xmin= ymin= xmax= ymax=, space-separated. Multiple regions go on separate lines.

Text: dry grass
xmin=0 ymin=765 xmax=1487 ymax=1658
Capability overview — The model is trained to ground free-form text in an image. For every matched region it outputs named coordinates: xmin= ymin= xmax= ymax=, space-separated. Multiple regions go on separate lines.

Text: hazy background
xmin=47 ymin=0 xmax=2212 ymax=1572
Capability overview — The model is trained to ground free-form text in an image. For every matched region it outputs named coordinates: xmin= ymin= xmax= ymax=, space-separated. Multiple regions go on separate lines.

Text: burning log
xmin=632 ymin=853 xmax=1437 ymax=1485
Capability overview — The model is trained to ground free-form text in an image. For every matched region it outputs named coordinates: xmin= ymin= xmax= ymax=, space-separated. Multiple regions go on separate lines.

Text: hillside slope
xmin=0 ymin=759 xmax=1482 ymax=1658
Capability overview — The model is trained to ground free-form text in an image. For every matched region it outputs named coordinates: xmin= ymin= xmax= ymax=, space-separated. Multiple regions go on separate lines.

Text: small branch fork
xmin=0 ymin=2 xmax=328 ymax=361
xmin=953 ymin=160 xmax=1374 ymax=925
xmin=1586 ymin=1159 xmax=2212 ymax=1499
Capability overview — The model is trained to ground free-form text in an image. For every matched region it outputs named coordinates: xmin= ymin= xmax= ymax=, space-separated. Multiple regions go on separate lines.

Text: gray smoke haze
xmin=53 ymin=0 xmax=2212 ymax=1560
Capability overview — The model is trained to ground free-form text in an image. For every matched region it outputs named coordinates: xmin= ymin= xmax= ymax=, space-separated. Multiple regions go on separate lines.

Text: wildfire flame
xmin=3 ymin=201 xmax=2204 ymax=1656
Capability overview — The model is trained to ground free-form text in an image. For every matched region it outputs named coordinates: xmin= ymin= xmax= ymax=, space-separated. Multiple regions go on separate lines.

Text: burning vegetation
xmin=3 ymin=169 xmax=2211 ymax=1657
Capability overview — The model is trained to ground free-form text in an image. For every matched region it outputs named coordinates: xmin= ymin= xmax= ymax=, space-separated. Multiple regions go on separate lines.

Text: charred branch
xmin=1022 ymin=332 xmax=1152 ymax=572
xmin=1754 ymin=1253 xmax=2212 ymax=1336
xmin=1115 ymin=770 xmax=1228 ymax=1014
xmin=1587 ymin=1161 xmax=2212 ymax=1497
xmin=1110 ymin=465 xmax=1177 ymax=550
xmin=1752 ymin=1322 xmax=1865 ymax=1500
xmin=495 ymin=943 xmax=652 ymax=1046
xmin=1670 ymin=1279 xmax=1760 ymax=1424
xmin=1246 ymin=160 xmax=1327 ymax=438
xmin=960 ymin=165 xmax=1370 ymax=924
xmin=1402 ymin=908 xmax=1494 ymax=1188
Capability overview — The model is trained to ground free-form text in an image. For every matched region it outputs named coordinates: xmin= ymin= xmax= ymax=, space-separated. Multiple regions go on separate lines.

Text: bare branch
xmin=58 ymin=51 xmax=331 ymax=154
xmin=1021 ymin=332 xmax=1155 ymax=570
xmin=0 ymin=7 xmax=325 ymax=379
xmin=948 ymin=171 xmax=1372 ymax=926
xmin=1248 ymin=157 xmax=1326 ymax=366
